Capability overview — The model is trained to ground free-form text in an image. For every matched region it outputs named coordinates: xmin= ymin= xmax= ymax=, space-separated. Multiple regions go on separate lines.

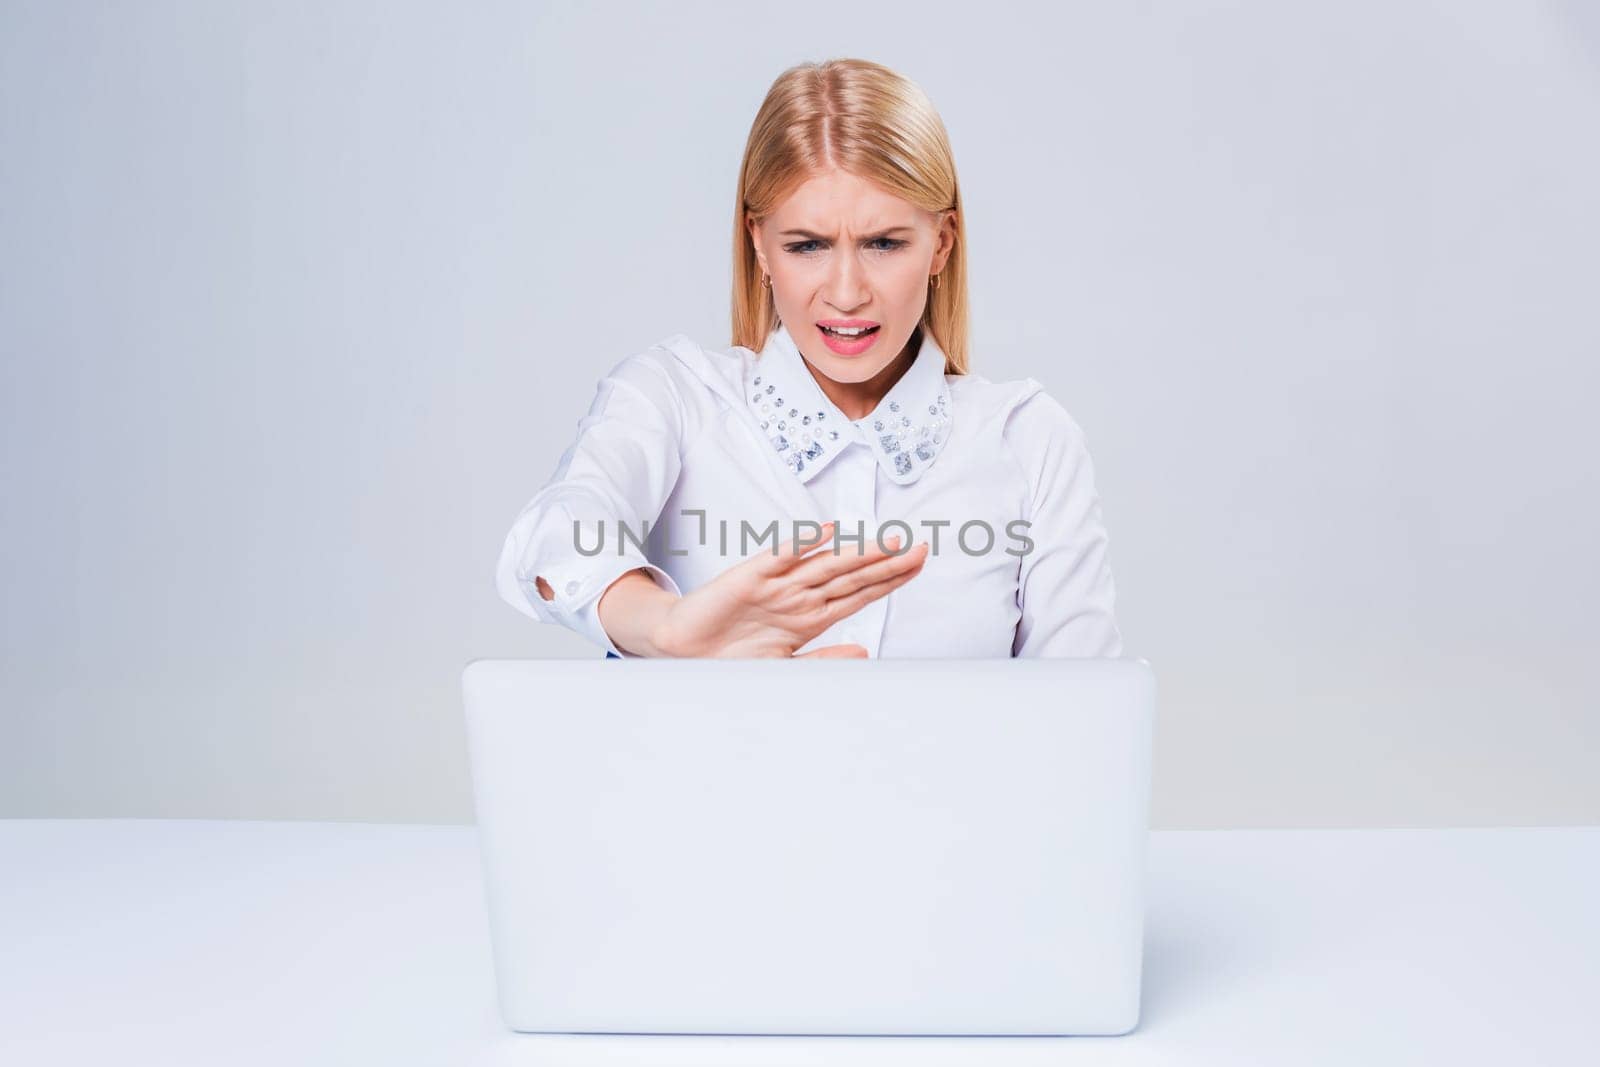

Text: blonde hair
xmin=731 ymin=58 xmax=970 ymax=374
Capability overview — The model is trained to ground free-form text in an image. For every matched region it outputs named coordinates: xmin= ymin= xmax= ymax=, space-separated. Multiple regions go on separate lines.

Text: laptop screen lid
xmin=462 ymin=656 xmax=1156 ymax=1036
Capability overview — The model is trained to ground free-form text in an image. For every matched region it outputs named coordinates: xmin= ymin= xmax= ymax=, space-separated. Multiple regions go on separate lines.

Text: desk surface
xmin=1 ymin=820 xmax=1594 ymax=1065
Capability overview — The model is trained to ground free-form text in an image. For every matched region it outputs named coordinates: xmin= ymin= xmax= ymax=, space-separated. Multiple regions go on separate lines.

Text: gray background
xmin=3 ymin=0 xmax=1596 ymax=828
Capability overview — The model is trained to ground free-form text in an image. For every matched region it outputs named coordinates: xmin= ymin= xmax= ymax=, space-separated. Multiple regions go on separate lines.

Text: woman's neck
xmin=806 ymin=329 xmax=919 ymax=422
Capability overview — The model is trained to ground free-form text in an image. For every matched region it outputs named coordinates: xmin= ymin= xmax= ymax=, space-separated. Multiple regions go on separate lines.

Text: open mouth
xmin=819 ymin=324 xmax=880 ymax=339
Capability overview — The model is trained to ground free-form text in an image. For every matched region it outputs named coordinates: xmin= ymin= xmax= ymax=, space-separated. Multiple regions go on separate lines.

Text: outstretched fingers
xmin=758 ymin=521 xmax=839 ymax=576
xmin=818 ymin=544 xmax=929 ymax=624
xmin=788 ymin=529 xmax=916 ymax=586
xmin=811 ymin=539 xmax=928 ymax=602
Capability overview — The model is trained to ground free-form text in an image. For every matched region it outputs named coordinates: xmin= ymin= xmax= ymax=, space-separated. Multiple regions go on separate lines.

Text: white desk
xmin=1 ymin=820 xmax=1594 ymax=1065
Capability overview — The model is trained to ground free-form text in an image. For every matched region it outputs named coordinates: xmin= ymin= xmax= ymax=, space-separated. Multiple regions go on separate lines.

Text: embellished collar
xmin=744 ymin=322 xmax=953 ymax=485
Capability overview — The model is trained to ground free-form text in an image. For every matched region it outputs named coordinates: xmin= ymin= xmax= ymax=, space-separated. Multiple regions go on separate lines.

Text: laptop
xmin=461 ymin=656 xmax=1157 ymax=1036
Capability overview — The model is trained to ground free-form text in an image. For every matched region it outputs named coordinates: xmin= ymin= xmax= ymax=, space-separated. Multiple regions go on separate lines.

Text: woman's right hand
xmin=649 ymin=522 xmax=929 ymax=658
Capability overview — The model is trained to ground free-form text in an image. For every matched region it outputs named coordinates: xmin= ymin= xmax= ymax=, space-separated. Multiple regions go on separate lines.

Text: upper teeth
xmin=826 ymin=325 xmax=870 ymax=336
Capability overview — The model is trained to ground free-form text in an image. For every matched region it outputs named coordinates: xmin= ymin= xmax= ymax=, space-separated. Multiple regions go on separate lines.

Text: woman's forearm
xmin=595 ymin=568 xmax=680 ymax=657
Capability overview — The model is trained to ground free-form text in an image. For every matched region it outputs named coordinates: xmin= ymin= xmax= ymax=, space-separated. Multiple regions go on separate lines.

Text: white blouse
xmin=495 ymin=322 xmax=1125 ymax=659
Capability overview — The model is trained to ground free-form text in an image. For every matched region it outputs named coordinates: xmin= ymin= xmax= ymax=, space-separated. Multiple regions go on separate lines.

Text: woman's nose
xmin=823 ymin=252 xmax=869 ymax=309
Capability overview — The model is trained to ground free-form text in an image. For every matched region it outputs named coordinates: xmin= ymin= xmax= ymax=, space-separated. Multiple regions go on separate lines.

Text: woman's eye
xmin=783 ymin=238 xmax=906 ymax=254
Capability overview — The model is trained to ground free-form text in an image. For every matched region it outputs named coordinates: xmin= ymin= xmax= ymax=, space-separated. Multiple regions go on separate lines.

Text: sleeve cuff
xmin=527 ymin=556 xmax=683 ymax=657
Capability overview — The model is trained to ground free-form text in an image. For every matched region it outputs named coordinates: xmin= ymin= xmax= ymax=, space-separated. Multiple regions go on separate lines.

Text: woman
xmin=496 ymin=58 xmax=1124 ymax=660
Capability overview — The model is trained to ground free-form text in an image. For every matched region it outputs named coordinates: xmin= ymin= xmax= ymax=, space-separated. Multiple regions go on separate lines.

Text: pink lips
xmin=816 ymin=320 xmax=882 ymax=356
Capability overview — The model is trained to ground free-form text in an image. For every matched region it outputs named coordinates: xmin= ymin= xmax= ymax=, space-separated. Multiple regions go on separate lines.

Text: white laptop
xmin=461 ymin=656 xmax=1157 ymax=1036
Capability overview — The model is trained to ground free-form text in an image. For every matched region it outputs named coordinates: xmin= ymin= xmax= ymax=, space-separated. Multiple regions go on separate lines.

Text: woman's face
xmin=747 ymin=168 xmax=955 ymax=411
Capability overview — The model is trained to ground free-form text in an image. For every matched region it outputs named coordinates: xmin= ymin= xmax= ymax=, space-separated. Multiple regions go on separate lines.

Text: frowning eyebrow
xmin=779 ymin=226 xmax=914 ymax=240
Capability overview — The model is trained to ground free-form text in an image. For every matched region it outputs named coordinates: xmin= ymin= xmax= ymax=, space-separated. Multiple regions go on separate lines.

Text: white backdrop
xmin=2 ymin=0 xmax=1596 ymax=827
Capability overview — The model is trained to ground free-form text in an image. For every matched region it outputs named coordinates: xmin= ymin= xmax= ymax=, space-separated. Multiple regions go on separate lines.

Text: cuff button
xmin=564 ymin=580 xmax=580 ymax=596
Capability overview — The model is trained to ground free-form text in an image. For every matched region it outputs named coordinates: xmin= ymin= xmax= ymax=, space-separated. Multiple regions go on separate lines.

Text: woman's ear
xmin=932 ymin=210 xmax=957 ymax=274
xmin=746 ymin=216 xmax=769 ymax=276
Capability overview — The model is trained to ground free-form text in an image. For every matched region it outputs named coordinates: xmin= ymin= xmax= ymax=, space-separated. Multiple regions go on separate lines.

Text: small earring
xmin=929 ymin=273 xmax=940 ymax=290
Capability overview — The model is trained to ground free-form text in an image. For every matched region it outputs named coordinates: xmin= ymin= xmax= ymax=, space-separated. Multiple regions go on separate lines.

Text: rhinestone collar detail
xmin=744 ymin=322 xmax=953 ymax=486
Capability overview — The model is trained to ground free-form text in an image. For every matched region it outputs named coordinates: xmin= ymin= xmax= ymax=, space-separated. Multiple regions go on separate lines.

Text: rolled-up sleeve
xmin=1003 ymin=385 xmax=1125 ymax=658
xmin=495 ymin=348 xmax=686 ymax=657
